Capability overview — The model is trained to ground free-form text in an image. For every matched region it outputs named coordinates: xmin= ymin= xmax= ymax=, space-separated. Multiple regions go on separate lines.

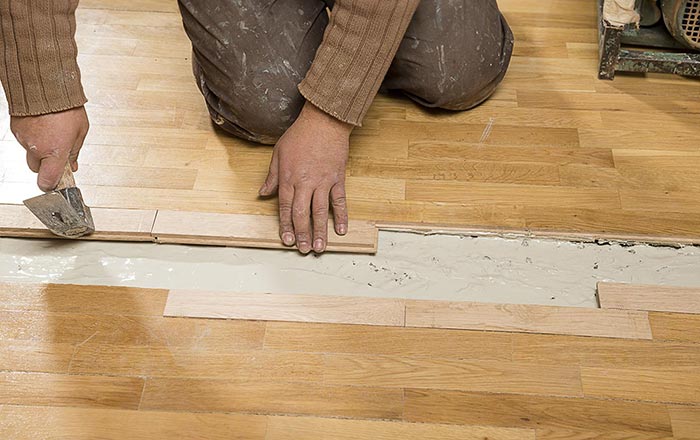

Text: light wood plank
xmin=403 ymin=389 xmax=673 ymax=435
xmin=140 ymin=377 xmax=403 ymax=419
xmin=323 ymin=354 xmax=582 ymax=396
xmin=0 ymin=405 xmax=268 ymax=440
xmin=598 ymin=282 xmax=700 ymax=314
xmin=164 ymin=290 xmax=405 ymax=326
xmin=152 ymin=210 xmax=378 ymax=253
xmin=511 ymin=332 xmax=700 ymax=369
xmin=0 ymin=204 xmax=156 ymax=241
xmin=581 ymin=366 xmax=700 ymax=404
xmin=0 ymin=372 xmax=143 ymax=409
xmin=669 ymin=406 xmax=700 ymax=439
xmin=0 ymin=309 xmax=265 ymax=352
xmin=266 ymin=415 xmax=534 ymax=440
xmin=649 ymin=312 xmax=700 ymax=343
xmin=0 ymin=340 xmax=74 ymax=374
xmin=0 ymin=283 xmax=167 ymax=315
xmin=263 ymin=322 xmax=513 ymax=360
xmin=405 ymin=300 xmax=653 ymax=339
xmin=70 ymin=345 xmax=323 ymax=382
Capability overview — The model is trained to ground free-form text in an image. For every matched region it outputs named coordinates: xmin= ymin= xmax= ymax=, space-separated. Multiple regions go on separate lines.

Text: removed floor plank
xmin=598 ymin=282 xmax=700 ymax=314
xmin=0 ymin=204 xmax=156 ymax=242
xmin=164 ymin=291 xmax=406 ymax=326
xmin=151 ymin=210 xmax=378 ymax=253
xmin=405 ymin=300 xmax=653 ymax=339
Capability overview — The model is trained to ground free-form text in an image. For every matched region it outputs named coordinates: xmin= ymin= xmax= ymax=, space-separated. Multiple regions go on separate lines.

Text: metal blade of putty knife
xmin=23 ymin=164 xmax=95 ymax=238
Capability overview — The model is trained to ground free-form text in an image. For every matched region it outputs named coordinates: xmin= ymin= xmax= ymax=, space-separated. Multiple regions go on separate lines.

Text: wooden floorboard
xmin=1 ymin=283 xmax=700 ymax=438
xmin=598 ymin=282 xmax=700 ymax=314
xmin=1 ymin=0 xmax=700 ymax=244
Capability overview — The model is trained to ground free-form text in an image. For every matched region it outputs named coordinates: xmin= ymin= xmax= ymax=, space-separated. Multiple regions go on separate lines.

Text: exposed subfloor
xmin=1 ymin=232 xmax=699 ymax=308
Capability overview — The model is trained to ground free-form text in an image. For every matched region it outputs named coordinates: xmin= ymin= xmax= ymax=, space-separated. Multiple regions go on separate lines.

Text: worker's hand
xmin=259 ymin=101 xmax=352 ymax=254
xmin=10 ymin=106 xmax=89 ymax=191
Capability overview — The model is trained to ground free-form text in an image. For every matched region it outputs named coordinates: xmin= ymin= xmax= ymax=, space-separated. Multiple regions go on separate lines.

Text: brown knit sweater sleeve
xmin=298 ymin=0 xmax=419 ymax=126
xmin=0 ymin=0 xmax=86 ymax=116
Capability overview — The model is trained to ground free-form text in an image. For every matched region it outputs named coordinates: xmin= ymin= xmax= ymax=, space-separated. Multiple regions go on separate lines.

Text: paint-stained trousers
xmin=178 ymin=0 xmax=514 ymax=144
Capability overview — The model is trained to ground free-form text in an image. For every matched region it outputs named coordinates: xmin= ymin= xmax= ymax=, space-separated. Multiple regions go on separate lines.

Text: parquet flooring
xmin=2 ymin=0 xmax=700 ymax=244
xmin=1 ymin=282 xmax=700 ymax=439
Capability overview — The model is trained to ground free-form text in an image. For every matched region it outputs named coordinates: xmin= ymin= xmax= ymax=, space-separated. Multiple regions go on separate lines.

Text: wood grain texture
xmin=405 ymin=300 xmax=653 ymax=339
xmin=649 ymin=312 xmax=700 ymax=343
xmin=2 ymin=0 xmax=700 ymax=244
xmin=1 ymin=282 xmax=700 ymax=438
xmin=0 ymin=406 xmax=268 ymax=440
xmin=151 ymin=210 xmax=378 ymax=253
xmin=140 ymin=377 xmax=403 ymax=419
xmin=265 ymin=415 xmax=534 ymax=440
xmin=164 ymin=290 xmax=405 ymax=326
xmin=581 ymin=366 xmax=700 ymax=404
xmin=0 ymin=204 xmax=156 ymax=241
xmin=0 ymin=372 xmax=144 ymax=409
xmin=404 ymin=389 xmax=673 ymax=435
xmin=598 ymin=282 xmax=700 ymax=314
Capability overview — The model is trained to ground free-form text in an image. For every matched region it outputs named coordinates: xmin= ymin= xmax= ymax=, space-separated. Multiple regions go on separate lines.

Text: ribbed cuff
xmin=298 ymin=0 xmax=419 ymax=126
xmin=0 ymin=0 xmax=87 ymax=116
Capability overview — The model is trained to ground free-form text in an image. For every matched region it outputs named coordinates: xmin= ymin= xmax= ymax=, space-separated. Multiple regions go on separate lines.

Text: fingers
xmin=330 ymin=183 xmax=348 ymax=235
xmin=312 ymin=188 xmax=330 ymax=253
xmin=259 ymin=148 xmax=279 ymax=197
xmin=278 ymin=183 xmax=295 ymax=247
xmin=292 ymin=188 xmax=313 ymax=254
xmin=36 ymin=153 xmax=68 ymax=192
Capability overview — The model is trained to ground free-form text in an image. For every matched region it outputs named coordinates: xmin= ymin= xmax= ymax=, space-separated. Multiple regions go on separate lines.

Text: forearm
xmin=0 ymin=0 xmax=87 ymax=116
xmin=298 ymin=0 xmax=419 ymax=126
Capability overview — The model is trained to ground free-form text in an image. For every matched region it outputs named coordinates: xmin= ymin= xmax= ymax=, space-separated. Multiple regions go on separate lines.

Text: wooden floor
xmin=1 ymin=282 xmax=699 ymax=439
xmin=2 ymin=0 xmax=700 ymax=244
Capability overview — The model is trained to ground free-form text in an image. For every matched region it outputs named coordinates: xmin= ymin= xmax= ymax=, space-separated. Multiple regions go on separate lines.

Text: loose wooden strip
xmin=669 ymin=406 xmax=700 ymax=439
xmin=581 ymin=366 xmax=700 ymax=404
xmin=649 ymin=312 xmax=700 ymax=343
xmin=323 ymin=354 xmax=582 ymax=396
xmin=165 ymin=290 xmax=405 ymax=326
xmin=140 ymin=377 xmax=403 ymax=419
xmin=403 ymin=389 xmax=673 ymax=434
xmin=266 ymin=415 xmax=533 ymax=440
xmin=0 ymin=405 xmax=268 ymax=440
xmin=0 ymin=204 xmax=156 ymax=241
xmin=405 ymin=300 xmax=653 ymax=339
xmin=598 ymin=282 xmax=700 ymax=314
xmin=152 ymin=210 xmax=378 ymax=253
xmin=263 ymin=322 xmax=513 ymax=360
xmin=0 ymin=372 xmax=144 ymax=409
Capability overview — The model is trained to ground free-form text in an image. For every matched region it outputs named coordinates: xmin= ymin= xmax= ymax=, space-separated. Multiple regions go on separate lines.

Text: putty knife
xmin=23 ymin=164 xmax=95 ymax=238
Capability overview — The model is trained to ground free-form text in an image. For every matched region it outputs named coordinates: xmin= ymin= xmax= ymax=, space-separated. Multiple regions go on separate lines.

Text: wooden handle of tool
xmin=55 ymin=163 xmax=76 ymax=191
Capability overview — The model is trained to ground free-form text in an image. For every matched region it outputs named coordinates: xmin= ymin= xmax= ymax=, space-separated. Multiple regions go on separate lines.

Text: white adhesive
xmin=1 ymin=233 xmax=699 ymax=308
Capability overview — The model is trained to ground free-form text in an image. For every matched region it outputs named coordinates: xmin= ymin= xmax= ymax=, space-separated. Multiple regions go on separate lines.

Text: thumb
xmin=37 ymin=156 xmax=68 ymax=192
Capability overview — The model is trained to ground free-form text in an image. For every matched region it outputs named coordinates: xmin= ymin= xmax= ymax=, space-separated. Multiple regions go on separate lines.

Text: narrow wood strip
xmin=323 ymin=354 xmax=582 ymax=396
xmin=581 ymin=366 xmax=700 ymax=404
xmin=0 ymin=405 xmax=268 ymax=440
xmin=0 ymin=372 xmax=144 ymax=409
xmin=140 ymin=377 xmax=403 ymax=419
xmin=649 ymin=312 xmax=700 ymax=343
xmin=164 ymin=291 xmax=406 ymax=327
xmin=0 ymin=203 xmax=156 ymax=241
xmin=405 ymin=300 xmax=653 ymax=339
xmin=403 ymin=389 xmax=673 ymax=435
xmin=266 ymin=415 xmax=534 ymax=440
xmin=598 ymin=282 xmax=700 ymax=314
xmin=152 ymin=210 xmax=378 ymax=253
